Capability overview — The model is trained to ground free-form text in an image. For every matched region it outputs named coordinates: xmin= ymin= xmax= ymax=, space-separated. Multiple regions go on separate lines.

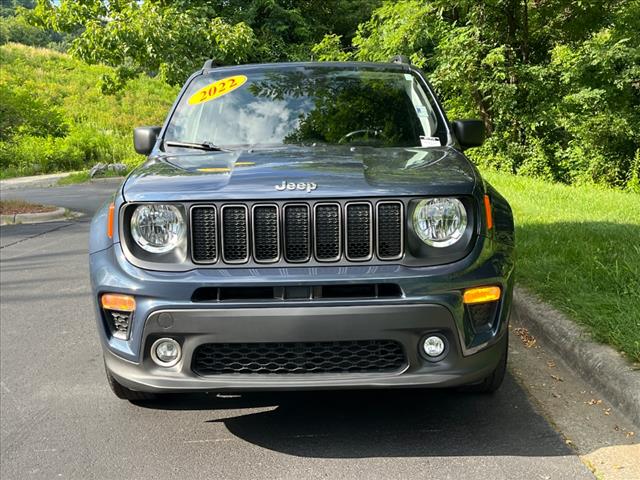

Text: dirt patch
xmin=0 ymin=200 xmax=57 ymax=215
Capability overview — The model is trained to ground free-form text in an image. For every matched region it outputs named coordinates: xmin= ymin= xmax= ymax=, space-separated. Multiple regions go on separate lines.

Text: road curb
xmin=0 ymin=172 xmax=78 ymax=190
xmin=512 ymin=286 xmax=640 ymax=427
xmin=1 ymin=207 xmax=68 ymax=225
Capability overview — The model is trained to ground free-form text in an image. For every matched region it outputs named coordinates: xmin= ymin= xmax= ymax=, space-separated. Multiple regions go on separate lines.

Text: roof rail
xmin=202 ymin=59 xmax=220 ymax=69
xmin=389 ymin=55 xmax=411 ymax=65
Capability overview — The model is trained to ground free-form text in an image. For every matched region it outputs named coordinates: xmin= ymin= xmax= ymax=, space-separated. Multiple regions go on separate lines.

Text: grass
xmin=0 ymin=199 xmax=56 ymax=214
xmin=0 ymin=43 xmax=178 ymax=178
xmin=483 ymin=169 xmax=640 ymax=362
xmin=56 ymin=171 xmax=91 ymax=185
xmin=56 ymin=169 xmax=125 ymax=186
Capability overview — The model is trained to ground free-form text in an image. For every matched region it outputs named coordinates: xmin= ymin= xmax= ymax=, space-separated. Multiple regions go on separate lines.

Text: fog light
xmin=422 ymin=335 xmax=446 ymax=358
xmin=151 ymin=338 xmax=181 ymax=367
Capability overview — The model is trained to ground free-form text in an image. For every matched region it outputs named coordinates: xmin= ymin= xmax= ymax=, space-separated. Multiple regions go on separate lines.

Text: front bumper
xmin=105 ymin=304 xmax=507 ymax=392
xmin=92 ymin=235 xmax=514 ymax=393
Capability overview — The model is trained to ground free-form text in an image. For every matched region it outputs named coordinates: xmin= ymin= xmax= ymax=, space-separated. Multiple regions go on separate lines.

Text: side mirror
xmin=452 ymin=120 xmax=485 ymax=150
xmin=133 ymin=126 xmax=161 ymax=155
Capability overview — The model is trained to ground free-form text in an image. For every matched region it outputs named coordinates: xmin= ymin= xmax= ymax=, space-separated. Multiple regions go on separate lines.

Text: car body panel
xmin=122 ymin=146 xmax=477 ymax=202
xmin=89 ymin=60 xmax=516 ymax=394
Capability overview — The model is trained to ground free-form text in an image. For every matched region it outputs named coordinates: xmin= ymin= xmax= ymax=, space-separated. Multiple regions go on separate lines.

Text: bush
xmin=0 ymin=43 xmax=177 ymax=178
xmin=314 ymin=0 xmax=640 ymax=191
xmin=0 ymin=14 xmax=65 ymax=49
xmin=0 ymin=83 xmax=68 ymax=140
xmin=0 ymin=124 xmax=140 ymax=178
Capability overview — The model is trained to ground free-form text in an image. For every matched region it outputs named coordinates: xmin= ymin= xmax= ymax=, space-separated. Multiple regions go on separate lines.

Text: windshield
xmin=164 ymin=66 xmax=443 ymax=149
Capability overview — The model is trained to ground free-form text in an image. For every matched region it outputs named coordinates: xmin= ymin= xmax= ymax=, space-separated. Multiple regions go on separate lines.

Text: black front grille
xmin=192 ymin=340 xmax=406 ymax=375
xmin=377 ymin=202 xmax=403 ymax=259
xmin=221 ymin=206 xmax=248 ymax=262
xmin=314 ymin=204 xmax=341 ymax=260
xmin=284 ymin=205 xmax=310 ymax=262
xmin=253 ymin=205 xmax=279 ymax=262
xmin=189 ymin=200 xmax=404 ymax=265
xmin=191 ymin=206 xmax=217 ymax=263
xmin=346 ymin=203 xmax=372 ymax=260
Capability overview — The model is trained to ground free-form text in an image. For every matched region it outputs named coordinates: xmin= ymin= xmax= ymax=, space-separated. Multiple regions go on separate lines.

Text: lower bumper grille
xmin=192 ymin=340 xmax=406 ymax=375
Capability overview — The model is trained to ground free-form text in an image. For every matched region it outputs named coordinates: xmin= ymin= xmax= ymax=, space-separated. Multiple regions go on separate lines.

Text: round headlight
xmin=412 ymin=198 xmax=467 ymax=247
xmin=131 ymin=204 xmax=185 ymax=253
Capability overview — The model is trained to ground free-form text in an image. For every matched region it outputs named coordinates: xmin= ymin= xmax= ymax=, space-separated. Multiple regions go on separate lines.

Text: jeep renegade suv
xmin=89 ymin=59 xmax=515 ymax=401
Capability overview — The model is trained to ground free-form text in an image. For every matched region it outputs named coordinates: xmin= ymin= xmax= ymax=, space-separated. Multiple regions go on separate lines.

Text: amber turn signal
xmin=107 ymin=202 xmax=115 ymax=239
xmin=483 ymin=195 xmax=493 ymax=230
xmin=463 ymin=286 xmax=501 ymax=305
xmin=101 ymin=293 xmax=136 ymax=312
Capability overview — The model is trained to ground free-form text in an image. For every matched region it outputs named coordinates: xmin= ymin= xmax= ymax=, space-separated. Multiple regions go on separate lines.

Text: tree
xmin=0 ymin=0 xmax=65 ymax=48
xmin=22 ymin=1 xmax=256 ymax=90
xmin=22 ymin=0 xmax=381 ymax=88
xmin=313 ymin=0 xmax=640 ymax=190
xmin=208 ymin=0 xmax=381 ymax=60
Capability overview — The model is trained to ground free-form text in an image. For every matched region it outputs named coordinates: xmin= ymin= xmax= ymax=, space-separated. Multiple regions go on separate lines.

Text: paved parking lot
xmin=0 ymin=181 xmax=598 ymax=479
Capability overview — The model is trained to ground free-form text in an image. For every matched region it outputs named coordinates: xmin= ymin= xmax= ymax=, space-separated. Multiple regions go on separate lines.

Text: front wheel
xmin=459 ymin=334 xmax=508 ymax=394
xmin=104 ymin=361 xmax=155 ymax=401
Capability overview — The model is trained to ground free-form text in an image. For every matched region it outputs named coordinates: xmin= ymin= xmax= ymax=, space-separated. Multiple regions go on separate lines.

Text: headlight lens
xmin=130 ymin=204 xmax=185 ymax=253
xmin=412 ymin=198 xmax=467 ymax=247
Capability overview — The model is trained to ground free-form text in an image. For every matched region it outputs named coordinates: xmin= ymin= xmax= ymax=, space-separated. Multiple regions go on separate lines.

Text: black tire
xmin=104 ymin=363 xmax=155 ymax=401
xmin=460 ymin=334 xmax=508 ymax=394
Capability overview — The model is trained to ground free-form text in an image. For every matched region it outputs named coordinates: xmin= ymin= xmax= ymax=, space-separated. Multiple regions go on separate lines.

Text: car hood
xmin=122 ymin=146 xmax=478 ymax=202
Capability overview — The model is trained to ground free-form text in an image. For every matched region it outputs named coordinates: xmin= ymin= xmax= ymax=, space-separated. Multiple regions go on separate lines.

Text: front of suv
xmin=89 ymin=60 xmax=515 ymax=400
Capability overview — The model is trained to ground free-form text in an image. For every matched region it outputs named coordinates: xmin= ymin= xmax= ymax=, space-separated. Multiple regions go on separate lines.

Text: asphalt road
xmin=0 ymin=180 xmax=596 ymax=479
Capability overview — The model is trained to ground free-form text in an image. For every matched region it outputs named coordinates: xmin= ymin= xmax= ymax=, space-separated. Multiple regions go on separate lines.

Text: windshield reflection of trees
xmin=248 ymin=71 xmax=423 ymax=147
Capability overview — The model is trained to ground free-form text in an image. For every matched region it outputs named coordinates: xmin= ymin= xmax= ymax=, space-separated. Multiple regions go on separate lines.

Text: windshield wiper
xmin=164 ymin=140 xmax=224 ymax=151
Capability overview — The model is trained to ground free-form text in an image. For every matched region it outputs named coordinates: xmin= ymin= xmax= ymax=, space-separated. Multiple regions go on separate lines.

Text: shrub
xmin=0 ymin=15 xmax=62 ymax=48
xmin=314 ymin=0 xmax=640 ymax=191
xmin=0 ymin=43 xmax=175 ymax=178
xmin=0 ymin=83 xmax=68 ymax=140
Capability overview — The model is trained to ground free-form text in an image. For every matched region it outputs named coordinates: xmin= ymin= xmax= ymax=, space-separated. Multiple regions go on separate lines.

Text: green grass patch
xmin=56 ymin=169 xmax=125 ymax=186
xmin=56 ymin=171 xmax=90 ymax=185
xmin=483 ymin=169 xmax=640 ymax=362
xmin=0 ymin=43 xmax=178 ymax=178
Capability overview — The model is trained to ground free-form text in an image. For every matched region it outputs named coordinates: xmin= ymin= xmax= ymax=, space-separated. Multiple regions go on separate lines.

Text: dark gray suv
xmin=89 ymin=59 xmax=515 ymax=401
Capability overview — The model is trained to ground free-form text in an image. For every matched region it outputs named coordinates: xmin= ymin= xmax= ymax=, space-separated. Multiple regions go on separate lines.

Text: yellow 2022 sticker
xmin=188 ymin=75 xmax=247 ymax=105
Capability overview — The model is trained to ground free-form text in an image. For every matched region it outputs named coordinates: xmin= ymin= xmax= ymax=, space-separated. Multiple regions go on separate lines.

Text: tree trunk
xmin=472 ymin=89 xmax=493 ymax=136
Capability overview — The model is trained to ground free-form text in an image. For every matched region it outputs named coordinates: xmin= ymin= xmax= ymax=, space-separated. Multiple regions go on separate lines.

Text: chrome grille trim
xmin=220 ymin=204 xmax=250 ymax=264
xmin=313 ymin=202 xmax=342 ymax=262
xmin=376 ymin=201 xmax=404 ymax=260
xmin=345 ymin=201 xmax=373 ymax=261
xmin=251 ymin=203 xmax=280 ymax=263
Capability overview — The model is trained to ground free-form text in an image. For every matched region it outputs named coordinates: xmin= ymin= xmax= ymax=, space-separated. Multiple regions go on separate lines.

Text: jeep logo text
xmin=275 ymin=181 xmax=317 ymax=193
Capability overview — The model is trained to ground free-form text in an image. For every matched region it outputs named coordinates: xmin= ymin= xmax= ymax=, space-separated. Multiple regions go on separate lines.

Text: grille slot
xmin=314 ymin=203 xmax=341 ymax=261
xmin=192 ymin=340 xmax=406 ymax=375
xmin=376 ymin=202 xmax=404 ymax=260
xmin=189 ymin=199 xmax=406 ymax=265
xmin=191 ymin=206 xmax=217 ymax=263
xmin=191 ymin=283 xmax=403 ymax=302
xmin=252 ymin=205 xmax=279 ymax=262
xmin=345 ymin=202 xmax=373 ymax=260
xmin=283 ymin=204 xmax=310 ymax=262
xmin=221 ymin=205 xmax=249 ymax=263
